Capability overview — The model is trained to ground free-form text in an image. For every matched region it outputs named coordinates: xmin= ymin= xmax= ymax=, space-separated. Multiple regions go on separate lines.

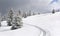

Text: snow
xmin=1 ymin=21 xmax=8 ymax=26
xmin=23 ymin=12 xmax=60 ymax=36
xmin=0 ymin=26 xmax=12 ymax=32
xmin=1 ymin=12 xmax=60 ymax=36
xmin=0 ymin=21 xmax=43 ymax=36
xmin=0 ymin=21 xmax=12 ymax=32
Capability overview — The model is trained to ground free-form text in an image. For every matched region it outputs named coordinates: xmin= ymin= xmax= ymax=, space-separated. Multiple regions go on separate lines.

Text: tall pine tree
xmin=7 ymin=9 xmax=14 ymax=26
xmin=11 ymin=14 xmax=23 ymax=30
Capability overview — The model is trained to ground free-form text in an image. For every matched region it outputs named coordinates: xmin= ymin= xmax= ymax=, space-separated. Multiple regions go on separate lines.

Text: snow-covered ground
xmin=0 ymin=21 xmax=44 ymax=36
xmin=1 ymin=12 xmax=60 ymax=36
xmin=23 ymin=12 xmax=60 ymax=36
xmin=1 ymin=21 xmax=8 ymax=27
xmin=0 ymin=21 xmax=12 ymax=32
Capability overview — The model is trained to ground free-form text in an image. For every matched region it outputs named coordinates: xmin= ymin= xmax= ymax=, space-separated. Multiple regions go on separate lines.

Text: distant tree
xmin=18 ymin=10 xmax=21 ymax=15
xmin=22 ymin=12 xmax=27 ymax=18
xmin=0 ymin=22 xmax=1 ymax=27
xmin=27 ymin=12 xmax=29 ymax=16
xmin=0 ymin=15 xmax=6 ymax=27
xmin=1 ymin=16 xmax=6 ymax=21
xmin=38 ymin=12 xmax=40 ymax=14
xmin=0 ymin=13 xmax=2 ymax=26
xmin=52 ymin=9 xmax=55 ymax=14
xmin=27 ymin=10 xmax=31 ymax=16
xmin=7 ymin=9 xmax=14 ymax=26
xmin=11 ymin=14 xmax=23 ymax=30
xmin=29 ymin=10 xmax=31 ymax=16
xmin=33 ymin=12 xmax=36 ymax=15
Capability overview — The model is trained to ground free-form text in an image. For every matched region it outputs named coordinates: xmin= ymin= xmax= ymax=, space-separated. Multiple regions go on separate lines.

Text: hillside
xmin=23 ymin=12 xmax=60 ymax=36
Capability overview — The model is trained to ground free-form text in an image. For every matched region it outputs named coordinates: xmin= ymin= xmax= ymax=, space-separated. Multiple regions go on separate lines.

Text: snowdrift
xmin=1 ymin=21 xmax=8 ymax=26
xmin=23 ymin=12 xmax=60 ymax=36
xmin=0 ymin=21 xmax=12 ymax=32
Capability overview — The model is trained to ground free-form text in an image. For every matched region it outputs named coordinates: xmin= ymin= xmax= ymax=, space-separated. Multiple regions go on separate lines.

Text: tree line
xmin=0 ymin=8 xmax=56 ymax=30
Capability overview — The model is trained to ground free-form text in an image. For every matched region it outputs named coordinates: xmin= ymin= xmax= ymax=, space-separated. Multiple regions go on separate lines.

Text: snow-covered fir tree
xmin=28 ymin=10 xmax=31 ymax=16
xmin=18 ymin=10 xmax=23 ymax=18
xmin=27 ymin=12 xmax=29 ymax=16
xmin=52 ymin=9 xmax=55 ymax=14
xmin=27 ymin=10 xmax=31 ymax=16
xmin=1 ymin=16 xmax=6 ymax=21
xmin=18 ymin=10 xmax=21 ymax=15
xmin=7 ymin=9 xmax=14 ymax=26
xmin=11 ymin=14 xmax=23 ymax=30
xmin=22 ymin=12 xmax=27 ymax=18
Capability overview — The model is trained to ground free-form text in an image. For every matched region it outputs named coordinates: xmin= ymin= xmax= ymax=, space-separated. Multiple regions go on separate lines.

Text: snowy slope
xmin=23 ymin=12 xmax=60 ymax=36
xmin=0 ymin=21 xmax=44 ymax=36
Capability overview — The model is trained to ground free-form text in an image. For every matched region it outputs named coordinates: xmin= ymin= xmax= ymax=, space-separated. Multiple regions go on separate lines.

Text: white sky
xmin=0 ymin=0 xmax=60 ymax=15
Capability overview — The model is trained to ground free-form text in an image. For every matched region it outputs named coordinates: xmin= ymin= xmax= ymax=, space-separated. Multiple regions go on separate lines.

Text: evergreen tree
xmin=27 ymin=10 xmax=31 ymax=16
xmin=33 ymin=12 xmax=36 ymax=15
xmin=27 ymin=12 xmax=29 ymax=16
xmin=22 ymin=12 xmax=27 ymax=18
xmin=1 ymin=16 xmax=6 ymax=21
xmin=52 ymin=9 xmax=55 ymax=14
xmin=29 ymin=10 xmax=31 ymax=16
xmin=18 ymin=10 xmax=21 ymax=15
xmin=38 ymin=12 xmax=40 ymax=14
xmin=11 ymin=14 xmax=23 ymax=30
xmin=7 ymin=9 xmax=14 ymax=26
xmin=18 ymin=10 xmax=23 ymax=18
xmin=0 ymin=13 xmax=1 ymax=26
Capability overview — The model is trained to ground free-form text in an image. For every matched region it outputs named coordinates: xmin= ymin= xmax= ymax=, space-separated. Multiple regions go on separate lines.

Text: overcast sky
xmin=0 ymin=0 xmax=60 ymax=15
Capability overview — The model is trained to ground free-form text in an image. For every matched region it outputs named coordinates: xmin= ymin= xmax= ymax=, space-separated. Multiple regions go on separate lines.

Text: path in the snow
xmin=0 ymin=21 xmax=44 ymax=36
xmin=23 ymin=12 xmax=60 ymax=36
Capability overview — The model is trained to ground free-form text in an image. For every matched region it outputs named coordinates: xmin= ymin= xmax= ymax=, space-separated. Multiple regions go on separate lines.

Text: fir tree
xmin=29 ymin=10 xmax=31 ymax=16
xmin=33 ymin=12 xmax=35 ymax=15
xmin=18 ymin=10 xmax=21 ymax=15
xmin=7 ymin=9 xmax=14 ymax=26
xmin=1 ymin=16 xmax=6 ymax=21
xmin=11 ymin=14 xmax=23 ymax=30
xmin=22 ymin=12 xmax=27 ymax=18
xmin=0 ymin=13 xmax=1 ymax=26
xmin=27 ymin=12 xmax=29 ymax=16
xmin=52 ymin=9 xmax=55 ymax=14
